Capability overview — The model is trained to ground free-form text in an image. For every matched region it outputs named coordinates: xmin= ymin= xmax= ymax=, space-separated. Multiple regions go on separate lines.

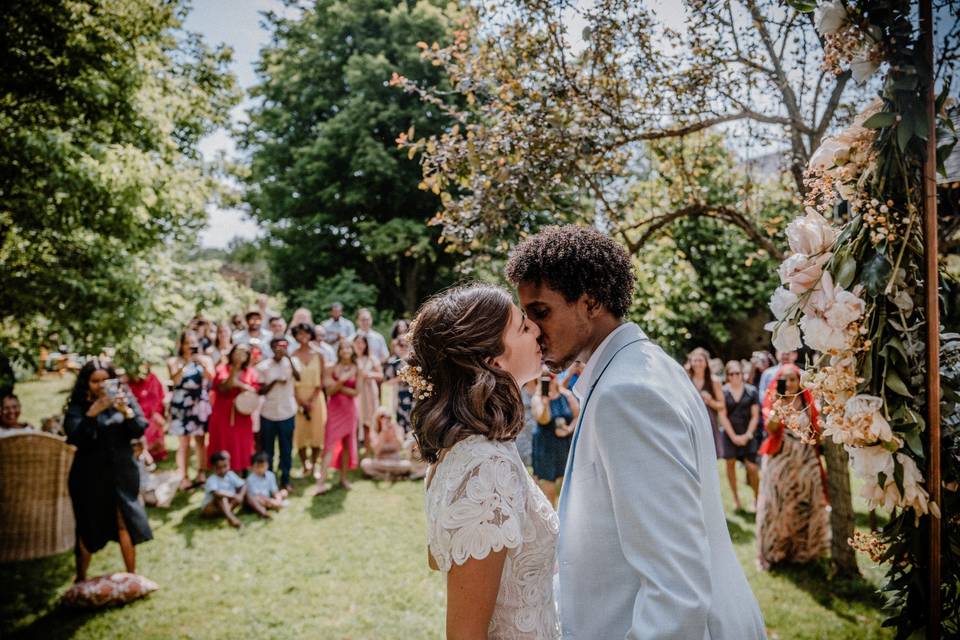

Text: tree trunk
xmin=822 ymin=439 xmax=859 ymax=576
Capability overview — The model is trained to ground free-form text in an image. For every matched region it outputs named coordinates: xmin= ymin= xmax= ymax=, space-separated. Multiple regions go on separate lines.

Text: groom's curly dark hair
xmin=505 ymin=224 xmax=635 ymax=318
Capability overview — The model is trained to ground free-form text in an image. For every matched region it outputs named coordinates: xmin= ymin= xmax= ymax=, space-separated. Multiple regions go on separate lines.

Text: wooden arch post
xmin=919 ymin=0 xmax=941 ymax=638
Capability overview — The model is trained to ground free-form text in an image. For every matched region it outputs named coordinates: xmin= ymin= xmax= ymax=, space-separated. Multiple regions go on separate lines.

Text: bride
xmin=403 ymin=282 xmax=559 ymax=639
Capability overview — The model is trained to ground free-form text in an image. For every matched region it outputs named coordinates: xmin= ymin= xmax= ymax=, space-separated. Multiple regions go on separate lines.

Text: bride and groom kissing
xmin=408 ymin=225 xmax=767 ymax=639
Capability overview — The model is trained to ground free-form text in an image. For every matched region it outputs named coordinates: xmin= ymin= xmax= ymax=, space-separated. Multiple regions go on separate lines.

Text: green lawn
xmin=2 ymin=374 xmax=893 ymax=639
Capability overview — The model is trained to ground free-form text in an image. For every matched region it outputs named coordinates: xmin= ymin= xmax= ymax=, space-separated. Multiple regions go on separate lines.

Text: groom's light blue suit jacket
xmin=557 ymin=324 xmax=766 ymax=639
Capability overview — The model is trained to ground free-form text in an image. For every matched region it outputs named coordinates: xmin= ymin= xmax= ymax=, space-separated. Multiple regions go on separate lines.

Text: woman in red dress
xmin=208 ymin=344 xmax=260 ymax=473
xmin=126 ymin=364 xmax=168 ymax=461
xmin=314 ymin=340 xmax=359 ymax=495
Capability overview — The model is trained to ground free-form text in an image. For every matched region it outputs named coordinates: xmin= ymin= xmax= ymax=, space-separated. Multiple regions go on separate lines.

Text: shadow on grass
xmin=0 ymin=551 xmax=76 ymax=637
xmin=770 ymin=559 xmax=887 ymax=621
xmin=307 ymin=486 xmax=348 ymax=520
xmin=726 ymin=518 xmax=756 ymax=544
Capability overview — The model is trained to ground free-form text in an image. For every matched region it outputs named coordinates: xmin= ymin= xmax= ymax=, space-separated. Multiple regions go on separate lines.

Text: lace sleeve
xmin=429 ymin=452 xmax=526 ymax=573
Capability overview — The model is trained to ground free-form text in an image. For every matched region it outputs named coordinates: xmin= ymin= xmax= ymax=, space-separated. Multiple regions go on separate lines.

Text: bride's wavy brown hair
xmin=406 ymin=283 xmax=524 ymax=463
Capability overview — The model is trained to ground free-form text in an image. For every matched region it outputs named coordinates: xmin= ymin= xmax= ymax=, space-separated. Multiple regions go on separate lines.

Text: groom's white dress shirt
xmin=557 ymin=323 xmax=766 ymax=639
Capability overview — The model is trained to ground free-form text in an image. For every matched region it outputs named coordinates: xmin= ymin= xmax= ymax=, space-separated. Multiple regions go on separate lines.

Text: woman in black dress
xmin=64 ymin=359 xmax=153 ymax=581
xmin=719 ymin=360 xmax=760 ymax=511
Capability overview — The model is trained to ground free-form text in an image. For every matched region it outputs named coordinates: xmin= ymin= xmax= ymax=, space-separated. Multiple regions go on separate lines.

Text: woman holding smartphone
xmin=530 ymin=366 xmax=580 ymax=507
xmin=64 ymin=359 xmax=152 ymax=581
xmin=167 ymin=330 xmax=215 ymax=490
xmin=755 ymin=364 xmax=830 ymax=570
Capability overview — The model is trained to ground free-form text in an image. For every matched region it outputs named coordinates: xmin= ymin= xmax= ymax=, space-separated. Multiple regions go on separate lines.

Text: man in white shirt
xmin=321 ymin=302 xmax=355 ymax=345
xmin=233 ymin=310 xmax=273 ymax=360
xmin=355 ymin=308 xmax=389 ymax=364
xmin=256 ymin=337 xmax=300 ymax=490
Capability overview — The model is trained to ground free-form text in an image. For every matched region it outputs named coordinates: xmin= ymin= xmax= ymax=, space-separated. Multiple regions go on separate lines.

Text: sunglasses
xmin=726 ymin=370 xmax=742 ymax=375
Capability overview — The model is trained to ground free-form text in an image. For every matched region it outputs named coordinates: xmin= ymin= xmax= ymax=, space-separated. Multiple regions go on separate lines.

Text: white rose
xmin=786 ymin=207 xmax=840 ymax=256
xmin=805 ymin=271 xmax=865 ymax=329
xmin=800 ymin=314 xmax=850 ymax=353
xmin=851 ymin=49 xmax=881 ymax=84
xmin=769 ymin=287 xmax=798 ymax=321
xmin=778 ymin=252 xmax=831 ymax=295
xmin=808 ymin=136 xmax=846 ymax=171
xmin=814 ymin=0 xmax=848 ymax=36
xmin=848 ymin=443 xmax=894 ymax=477
xmin=843 ymin=394 xmax=895 ymax=443
xmin=765 ymin=320 xmax=802 ymax=353
xmin=826 ymin=288 xmax=866 ymax=329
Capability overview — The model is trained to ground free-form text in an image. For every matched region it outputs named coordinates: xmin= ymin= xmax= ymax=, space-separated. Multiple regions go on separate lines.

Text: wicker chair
xmin=0 ymin=431 xmax=76 ymax=562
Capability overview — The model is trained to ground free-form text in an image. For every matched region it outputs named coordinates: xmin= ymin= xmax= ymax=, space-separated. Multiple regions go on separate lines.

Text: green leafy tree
xmin=240 ymin=0 xmax=463 ymax=315
xmin=0 ymin=0 xmax=238 ymax=360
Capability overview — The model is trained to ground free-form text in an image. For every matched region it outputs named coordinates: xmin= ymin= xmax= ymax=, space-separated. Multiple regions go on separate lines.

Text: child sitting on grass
xmin=201 ymin=450 xmax=246 ymax=528
xmin=245 ymin=451 xmax=287 ymax=518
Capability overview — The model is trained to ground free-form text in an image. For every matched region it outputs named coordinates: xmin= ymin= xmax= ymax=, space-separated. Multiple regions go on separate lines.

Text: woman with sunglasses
xmin=719 ymin=360 xmax=760 ymax=512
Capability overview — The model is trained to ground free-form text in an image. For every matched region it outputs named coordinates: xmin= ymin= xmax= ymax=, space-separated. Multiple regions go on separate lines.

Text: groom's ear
xmin=582 ymin=295 xmax=603 ymax=317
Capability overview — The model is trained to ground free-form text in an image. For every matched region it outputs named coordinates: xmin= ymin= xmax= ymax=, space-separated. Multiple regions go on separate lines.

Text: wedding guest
xmin=211 ymin=322 xmax=233 ymax=366
xmin=389 ymin=319 xmax=410 ymax=356
xmin=321 ymin=302 xmax=355 ymax=345
xmin=756 ymin=364 xmax=830 ymax=569
xmin=360 ymin=408 xmax=413 ymax=480
xmin=517 ymin=379 xmax=537 ymax=467
xmin=245 ymin=451 xmax=286 ymax=518
xmin=530 ymin=367 xmax=580 ymax=507
xmin=353 ymin=334 xmax=383 ymax=456
xmin=233 ymin=310 xmax=272 ymax=359
xmin=230 ymin=314 xmax=245 ymax=333
xmin=758 ymin=349 xmax=798 ymax=403
xmin=268 ymin=315 xmax=288 ymax=341
xmin=290 ymin=307 xmax=313 ymax=327
xmin=64 ymin=359 xmax=152 ymax=580
xmin=315 ymin=340 xmax=359 ymax=494
xmin=382 ymin=333 xmax=413 ymax=432
xmin=208 ymin=344 xmax=260 ymax=474
xmin=356 ymin=308 xmax=389 ymax=364
xmin=167 ymin=330 xmax=215 ymax=491
xmin=0 ymin=394 xmax=34 ymax=434
xmin=201 ymin=450 xmax=246 ymax=528
xmin=720 ymin=360 xmax=760 ymax=511
xmin=291 ymin=324 xmax=326 ymax=479
xmin=686 ymin=347 xmax=726 ymax=458
xmin=125 ymin=363 xmax=167 ymax=461
xmin=256 ymin=337 xmax=300 ymax=491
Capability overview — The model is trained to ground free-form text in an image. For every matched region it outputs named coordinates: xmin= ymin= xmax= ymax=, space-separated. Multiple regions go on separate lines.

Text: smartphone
xmin=776 ymin=378 xmax=787 ymax=396
xmin=540 ymin=376 xmax=551 ymax=396
xmin=103 ymin=378 xmax=122 ymax=399
xmin=190 ymin=346 xmax=200 ymax=355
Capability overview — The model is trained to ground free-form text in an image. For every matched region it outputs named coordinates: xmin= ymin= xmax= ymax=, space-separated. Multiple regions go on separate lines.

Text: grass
xmin=2 ymin=374 xmax=894 ymax=639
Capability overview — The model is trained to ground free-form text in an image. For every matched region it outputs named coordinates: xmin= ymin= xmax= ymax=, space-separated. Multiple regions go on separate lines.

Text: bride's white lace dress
xmin=425 ymin=434 xmax=560 ymax=639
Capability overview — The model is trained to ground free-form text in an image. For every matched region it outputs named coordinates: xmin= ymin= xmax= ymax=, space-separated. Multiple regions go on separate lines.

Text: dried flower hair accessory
xmin=399 ymin=363 xmax=434 ymax=400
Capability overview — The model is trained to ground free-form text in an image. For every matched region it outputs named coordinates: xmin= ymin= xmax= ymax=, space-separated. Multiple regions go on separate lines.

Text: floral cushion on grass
xmin=61 ymin=573 xmax=159 ymax=609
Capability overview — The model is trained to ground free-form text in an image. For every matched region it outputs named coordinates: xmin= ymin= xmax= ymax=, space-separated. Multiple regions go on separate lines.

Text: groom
xmin=507 ymin=225 xmax=766 ymax=639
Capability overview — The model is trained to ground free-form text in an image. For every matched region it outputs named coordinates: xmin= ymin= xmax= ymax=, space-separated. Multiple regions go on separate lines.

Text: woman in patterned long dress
xmin=410 ymin=283 xmax=559 ymax=639
xmin=756 ymin=364 xmax=830 ymax=570
xmin=167 ymin=330 xmax=214 ymax=490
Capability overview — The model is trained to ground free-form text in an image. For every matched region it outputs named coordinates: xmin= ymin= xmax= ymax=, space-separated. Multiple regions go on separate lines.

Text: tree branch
xmin=616 ymin=203 xmax=785 ymax=260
